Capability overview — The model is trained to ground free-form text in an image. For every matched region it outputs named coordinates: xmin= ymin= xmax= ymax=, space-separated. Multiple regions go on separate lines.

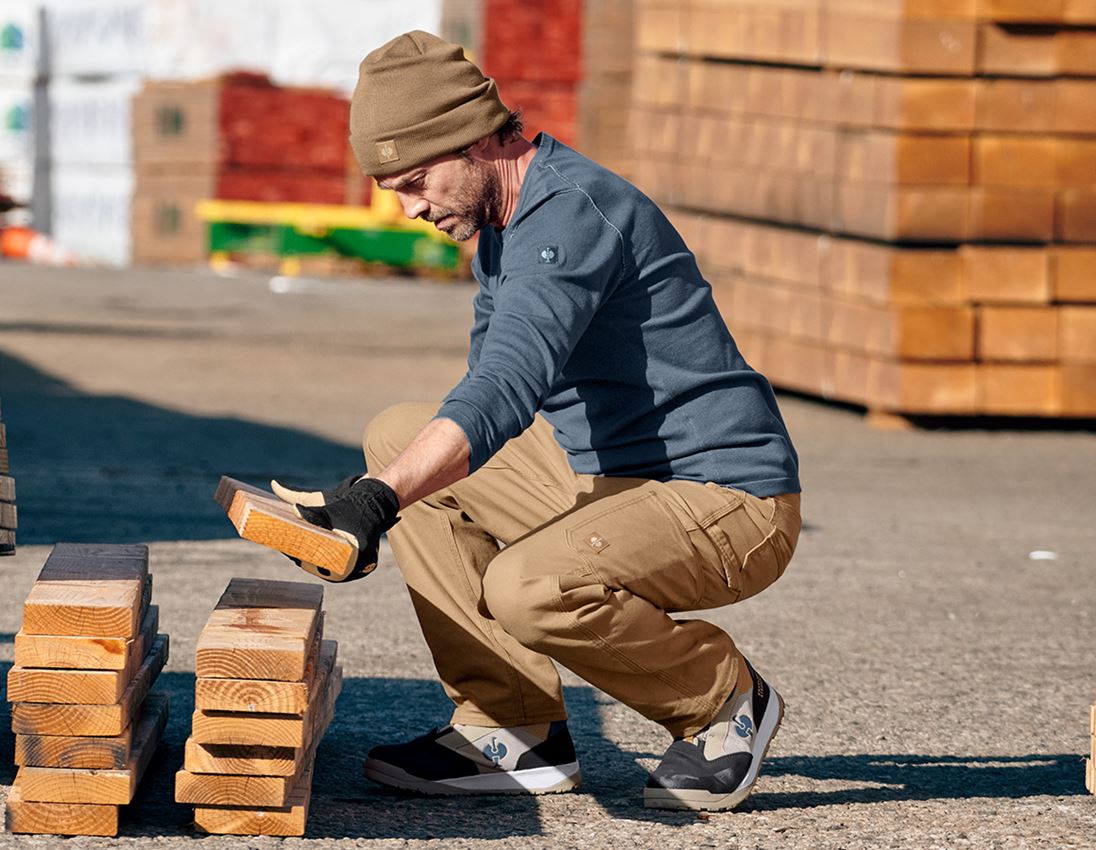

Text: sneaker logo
xmin=733 ymin=715 xmax=753 ymax=738
xmin=483 ymin=737 xmax=508 ymax=766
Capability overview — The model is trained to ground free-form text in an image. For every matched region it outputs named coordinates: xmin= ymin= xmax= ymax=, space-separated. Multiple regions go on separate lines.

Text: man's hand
xmin=271 ymin=474 xmax=365 ymax=508
xmin=286 ymin=477 xmax=402 ymax=582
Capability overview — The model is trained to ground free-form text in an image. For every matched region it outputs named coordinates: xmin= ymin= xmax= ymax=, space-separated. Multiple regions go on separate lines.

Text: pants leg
xmin=481 ymin=477 xmax=801 ymax=738
xmin=363 ymin=402 xmax=581 ymax=727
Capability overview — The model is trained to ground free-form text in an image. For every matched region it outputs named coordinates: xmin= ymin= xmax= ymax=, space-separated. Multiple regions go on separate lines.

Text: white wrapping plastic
xmin=44 ymin=0 xmax=148 ymax=78
xmin=144 ymin=0 xmax=274 ymax=80
xmin=269 ymin=0 xmax=443 ymax=95
xmin=51 ymin=163 xmax=133 ymax=265
xmin=0 ymin=78 xmax=35 ymax=162
xmin=0 ymin=157 xmax=34 ymax=205
xmin=49 ymin=76 xmax=140 ymax=165
xmin=0 ymin=1 xmax=42 ymax=79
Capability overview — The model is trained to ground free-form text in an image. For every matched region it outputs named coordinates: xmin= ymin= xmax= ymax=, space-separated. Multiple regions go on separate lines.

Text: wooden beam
xmin=215 ymin=476 xmax=357 ymax=579
xmin=8 ymin=605 xmax=159 ymax=705
xmin=5 ymin=785 xmax=119 ymax=837
xmin=12 ymin=634 xmax=169 ymax=737
xmin=15 ymin=692 xmax=169 ymax=804
xmin=21 ymin=544 xmax=148 ymax=638
xmin=0 ymin=474 xmax=13 ymax=501
xmin=195 ymin=626 xmax=325 ymax=715
xmin=196 ymin=577 xmax=323 ymax=682
xmin=192 ymin=764 xmax=314 ymax=836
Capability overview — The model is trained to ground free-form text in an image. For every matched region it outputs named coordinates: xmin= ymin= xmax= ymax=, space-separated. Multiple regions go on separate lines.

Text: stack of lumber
xmin=175 ymin=578 xmax=341 ymax=837
xmin=630 ymin=0 xmax=1096 ymax=420
xmin=6 ymin=544 xmax=170 ymax=837
xmin=481 ymin=0 xmax=635 ymax=174
xmin=0 ymin=397 xmax=14 ymax=555
xmin=130 ymin=73 xmax=368 ymax=266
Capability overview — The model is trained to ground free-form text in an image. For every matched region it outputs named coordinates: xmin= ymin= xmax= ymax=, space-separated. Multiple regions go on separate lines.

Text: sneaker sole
xmin=643 ymin=686 xmax=784 ymax=812
xmin=363 ymin=758 xmax=582 ymax=796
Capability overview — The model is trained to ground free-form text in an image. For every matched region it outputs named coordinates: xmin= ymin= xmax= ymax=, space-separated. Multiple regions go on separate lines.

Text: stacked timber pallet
xmin=130 ymin=73 xmax=367 ymax=266
xmin=6 ymin=544 xmax=170 ymax=837
xmin=0 ymin=397 xmax=14 ymax=555
xmin=480 ymin=0 xmax=635 ymax=175
xmin=631 ymin=0 xmax=1096 ymax=420
xmin=175 ymin=578 xmax=341 ymax=837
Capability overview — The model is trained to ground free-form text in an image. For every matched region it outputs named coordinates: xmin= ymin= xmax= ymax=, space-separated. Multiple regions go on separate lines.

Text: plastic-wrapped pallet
xmin=51 ymin=165 xmax=134 ymax=266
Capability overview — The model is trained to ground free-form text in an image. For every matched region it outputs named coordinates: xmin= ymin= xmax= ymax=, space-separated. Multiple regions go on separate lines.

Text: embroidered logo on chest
xmin=537 ymin=245 xmax=560 ymax=265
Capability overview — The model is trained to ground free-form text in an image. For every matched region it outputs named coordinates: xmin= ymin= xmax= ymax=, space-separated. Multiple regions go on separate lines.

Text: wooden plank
xmin=0 ymin=447 xmax=8 ymax=473
xmin=0 ymin=501 xmax=16 ymax=529
xmin=195 ymin=624 xmax=325 ymax=715
xmin=979 ymin=365 xmax=1060 ymax=415
xmin=193 ymin=764 xmax=314 ymax=837
xmin=5 ymin=784 xmax=119 ymax=837
xmin=837 ymin=131 xmax=971 ymax=186
xmin=0 ymin=527 xmax=14 ymax=555
xmin=1055 ymin=139 xmax=1096 ymax=189
xmin=1059 ymin=365 xmax=1096 ymax=415
xmin=15 ymin=577 xmax=153 ymax=670
xmin=191 ymin=641 xmax=336 ymax=748
xmin=184 ymin=662 xmax=342 ymax=777
xmin=12 ymin=635 xmax=169 ymax=737
xmin=1060 ymin=307 xmax=1096 ymax=363
xmin=824 ymin=12 xmax=977 ymax=75
xmin=22 ymin=543 xmax=148 ymax=638
xmin=8 ymin=605 xmax=159 ymax=705
xmin=973 ymin=137 xmax=1056 ymax=189
xmin=16 ymin=692 xmax=169 ymax=804
xmin=826 ymin=240 xmax=965 ymax=305
xmin=0 ymin=420 xmax=5 ymax=446
xmin=0 ymin=474 xmax=14 ymax=501
xmin=1056 ymin=189 xmax=1096 ymax=242
xmin=16 ymin=724 xmax=134 ymax=770
xmin=215 ymin=476 xmax=357 ymax=579
xmin=962 ymin=246 xmax=1052 ymax=304
xmin=968 ymin=187 xmax=1055 ymax=242
xmin=177 ymin=663 xmax=340 ymax=808
xmin=1054 ymin=247 xmax=1096 ymax=302
xmin=977 ymin=306 xmax=1059 ymax=361
xmin=196 ymin=577 xmax=323 ymax=682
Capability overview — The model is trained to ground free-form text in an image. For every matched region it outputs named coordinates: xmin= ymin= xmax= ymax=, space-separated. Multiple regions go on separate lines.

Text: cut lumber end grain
xmin=0 ymin=474 xmax=16 ymax=501
xmin=5 ymin=783 xmax=120 ymax=836
xmin=192 ymin=764 xmax=314 ymax=837
xmin=195 ymin=577 xmax=323 ymax=682
xmin=11 ymin=634 xmax=169 ymax=737
xmin=215 ymin=476 xmax=356 ymax=575
xmin=22 ymin=544 xmax=149 ymax=638
xmin=0 ymin=527 xmax=14 ymax=555
xmin=14 ymin=692 xmax=168 ymax=805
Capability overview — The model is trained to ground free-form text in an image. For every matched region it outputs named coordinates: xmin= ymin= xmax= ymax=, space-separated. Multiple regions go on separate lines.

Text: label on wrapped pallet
xmin=0 ymin=1 xmax=40 ymax=79
xmin=49 ymin=77 xmax=141 ymax=166
xmin=45 ymin=0 xmax=148 ymax=77
xmin=269 ymin=0 xmax=443 ymax=94
xmin=0 ymin=78 xmax=33 ymax=163
xmin=51 ymin=164 xmax=134 ymax=266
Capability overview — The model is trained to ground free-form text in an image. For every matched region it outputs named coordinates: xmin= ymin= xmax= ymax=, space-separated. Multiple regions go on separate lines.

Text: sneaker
xmin=644 ymin=659 xmax=783 ymax=811
xmin=363 ymin=720 xmax=582 ymax=795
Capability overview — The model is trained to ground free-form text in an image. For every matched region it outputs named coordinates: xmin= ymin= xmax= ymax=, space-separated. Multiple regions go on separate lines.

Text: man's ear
xmin=467 ymin=134 xmax=493 ymax=158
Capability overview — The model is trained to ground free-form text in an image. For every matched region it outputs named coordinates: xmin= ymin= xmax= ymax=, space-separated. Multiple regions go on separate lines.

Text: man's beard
xmin=425 ymin=158 xmax=501 ymax=242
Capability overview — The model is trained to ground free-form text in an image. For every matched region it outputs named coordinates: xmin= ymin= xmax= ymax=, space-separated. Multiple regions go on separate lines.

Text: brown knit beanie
xmin=349 ymin=31 xmax=510 ymax=177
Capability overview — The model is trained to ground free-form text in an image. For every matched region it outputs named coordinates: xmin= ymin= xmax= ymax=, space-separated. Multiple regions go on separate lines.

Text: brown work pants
xmin=363 ymin=403 xmax=801 ymax=738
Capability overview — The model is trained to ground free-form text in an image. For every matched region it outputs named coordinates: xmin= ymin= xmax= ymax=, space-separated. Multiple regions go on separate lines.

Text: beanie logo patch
xmin=377 ymin=139 xmax=400 ymax=164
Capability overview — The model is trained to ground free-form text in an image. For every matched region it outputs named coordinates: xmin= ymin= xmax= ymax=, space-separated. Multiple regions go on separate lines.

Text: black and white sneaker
xmin=363 ymin=720 xmax=581 ymax=795
xmin=644 ymin=659 xmax=783 ymax=811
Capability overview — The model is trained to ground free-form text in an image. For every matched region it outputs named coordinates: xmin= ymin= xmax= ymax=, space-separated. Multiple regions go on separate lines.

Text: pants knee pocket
xmin=702 ymin=495 xmax=798 ymax=602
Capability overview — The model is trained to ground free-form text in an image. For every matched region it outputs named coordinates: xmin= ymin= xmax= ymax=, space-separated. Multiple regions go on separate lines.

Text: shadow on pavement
xmin=0 ymin=350 xmax=363 ymax=545
xmin=752 ymin=752 xmax=1088 ymax=809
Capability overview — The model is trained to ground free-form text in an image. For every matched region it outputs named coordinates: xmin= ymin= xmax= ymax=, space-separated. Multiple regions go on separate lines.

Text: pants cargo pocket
xmin=702 ymin=493 xmax=797 ymax=603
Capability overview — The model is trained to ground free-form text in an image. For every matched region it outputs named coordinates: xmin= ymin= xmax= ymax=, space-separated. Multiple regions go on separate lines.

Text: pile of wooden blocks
xmin=0 ymin=397 xmax=15 ymax=555
xmin=630 ymin=0 xmax=1096 ymax=420
xmin=175 ymin=578 xmax=341 ymax=837
xmin=6 ymin=544 xmax=170 ymax=837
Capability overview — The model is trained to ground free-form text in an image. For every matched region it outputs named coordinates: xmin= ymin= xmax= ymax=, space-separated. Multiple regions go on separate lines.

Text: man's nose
xmin=398 ymin=193 xmax=430 ymax=220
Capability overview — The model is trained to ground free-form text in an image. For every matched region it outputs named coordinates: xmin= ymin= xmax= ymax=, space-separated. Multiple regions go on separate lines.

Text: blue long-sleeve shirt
xmin=436 ymin=134 xmax=800 ymax=498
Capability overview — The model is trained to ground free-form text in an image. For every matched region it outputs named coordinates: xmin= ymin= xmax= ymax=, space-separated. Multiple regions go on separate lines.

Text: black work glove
xmin=271 ymin=474 xmax=364 ymax=508
xmin=292 ymin=477 xmax=402 ymax=583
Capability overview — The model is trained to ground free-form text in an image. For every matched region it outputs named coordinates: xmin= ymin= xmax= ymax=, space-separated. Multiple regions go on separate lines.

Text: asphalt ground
xmin=0 ymin=262 xmax=1094 ymax=848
